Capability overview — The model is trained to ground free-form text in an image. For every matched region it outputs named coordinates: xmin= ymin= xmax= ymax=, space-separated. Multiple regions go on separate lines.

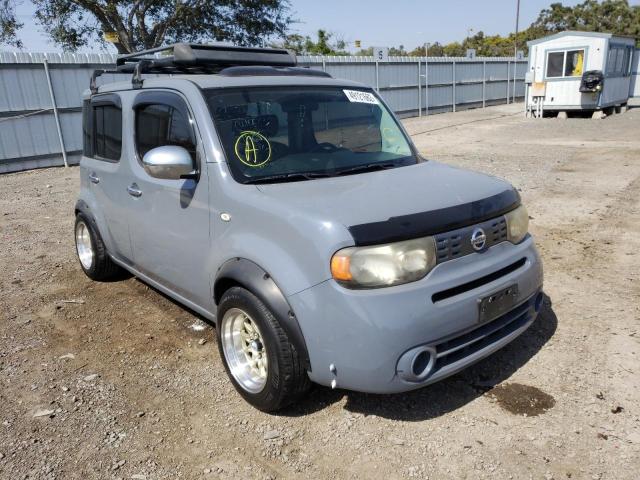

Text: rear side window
xmin=135 ymin=104 xmax=196 ymax=161
xmin=94 ymin=105 xmax=122 ymax=160
xmin=82 ymin=96 xmax=122 ymax=161
xmin=82 ymin=100 xmax=92 ymax=156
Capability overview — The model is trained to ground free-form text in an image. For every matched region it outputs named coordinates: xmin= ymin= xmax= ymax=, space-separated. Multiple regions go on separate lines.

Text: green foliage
xmin=531 ymin=0 xmax=640 ymax=39
xmin=1 ymin=0 xmax=638 ymax=54
xmin=0 ymin=0 xmax=293 ymax=53
xmin=407 ymin=0 xmax=639 ymax=57
xmin=274 ymin=29 xmax=349 ymax=55
xmin=355 ymin=46 xmax=373 ymax=56
xmin=406 ymin=0 xmax=640 ymax=57
xmin=0 ymin=0 xmax=23 ymax=47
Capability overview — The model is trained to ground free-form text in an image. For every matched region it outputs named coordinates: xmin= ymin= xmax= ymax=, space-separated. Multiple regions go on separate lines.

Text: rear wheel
xmin=74 ymin=213 xmax=123 ymax=281
xmin=217 ymin=286 xmax=311 ymax=411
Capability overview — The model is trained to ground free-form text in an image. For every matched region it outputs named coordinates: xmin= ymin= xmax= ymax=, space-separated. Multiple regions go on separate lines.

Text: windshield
xmin=205 ymin=86 xmax=418 ymax=183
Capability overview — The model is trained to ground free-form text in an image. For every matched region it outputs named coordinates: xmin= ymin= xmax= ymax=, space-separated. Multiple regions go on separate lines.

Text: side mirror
xmin=142 ymin=146 xmax=196 ymax=180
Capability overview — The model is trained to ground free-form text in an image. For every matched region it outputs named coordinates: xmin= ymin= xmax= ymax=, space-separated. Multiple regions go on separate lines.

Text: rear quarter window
xmin=94 ymin=105 xmax=122 ymax=161
xmin=83 ymin=97 xmax=122 ymax=162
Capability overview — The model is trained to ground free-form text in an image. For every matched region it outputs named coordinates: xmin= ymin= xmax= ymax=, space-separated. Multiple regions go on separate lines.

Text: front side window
xmin=206 ymin=86 xmax=416 ymax=183
xmin=135 ymin=103 xmax=196 ymax=162
xmin=546 ymin=49 xmax=585 ymax=78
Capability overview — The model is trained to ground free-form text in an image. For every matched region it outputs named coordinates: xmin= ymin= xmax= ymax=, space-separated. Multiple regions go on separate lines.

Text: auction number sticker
xmin=343 ymin=89 xmax=379 ymax=104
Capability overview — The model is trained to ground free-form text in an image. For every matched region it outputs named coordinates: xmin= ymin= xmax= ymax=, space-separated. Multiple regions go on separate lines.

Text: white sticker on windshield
xmin=343 ymin=89 xmax=379 ymax=104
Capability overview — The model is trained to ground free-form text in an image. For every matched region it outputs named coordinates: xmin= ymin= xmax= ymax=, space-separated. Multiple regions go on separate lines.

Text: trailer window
xmin=546 ymin=49 xmax=584 ymax=78
xmin=565 ymin=50 xmax=584 ymax=77
xmin=607 ymin=46 xmax=633 ymax=77
xmin=546 ymin=52 xmax=564 ymax=78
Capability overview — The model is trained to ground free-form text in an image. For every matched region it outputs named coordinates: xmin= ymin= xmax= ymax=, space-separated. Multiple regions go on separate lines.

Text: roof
xmin=86 ymin=73 xmax=367 ymax=97
xmin=527 ymin=30 xmax=637 ymax=46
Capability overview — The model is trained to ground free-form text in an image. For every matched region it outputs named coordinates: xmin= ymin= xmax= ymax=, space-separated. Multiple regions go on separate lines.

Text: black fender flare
xmin=74 ymin=199 xmax=102 ymax=234
xmin=74 ymin=199 xmax=92 ymax=218
xmin=214 ymin=258 xmax=311 ymax=371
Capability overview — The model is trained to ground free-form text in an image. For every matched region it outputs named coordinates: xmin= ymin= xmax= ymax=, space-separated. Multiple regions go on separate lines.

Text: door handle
xmin=127 ymin=184 xmax=142 ymax=197
xmin=88 ymin=173 xmax=100 ymax=184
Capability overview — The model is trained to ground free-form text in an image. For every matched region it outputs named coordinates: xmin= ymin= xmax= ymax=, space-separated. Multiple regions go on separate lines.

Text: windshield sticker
xmin=343 ymin=89 xmax=379 ymax=104
xmin=382 ymin=127 xmax=398 ymax=143
xmin=234 ymin=131 xmax=272 ymax=167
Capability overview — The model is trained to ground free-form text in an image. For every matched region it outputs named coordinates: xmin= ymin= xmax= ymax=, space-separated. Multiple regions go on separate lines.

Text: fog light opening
xmin=534 ymin=292 xmax=544 ymax=312
xmin=412 ymin=350 xmax=432 ymax=377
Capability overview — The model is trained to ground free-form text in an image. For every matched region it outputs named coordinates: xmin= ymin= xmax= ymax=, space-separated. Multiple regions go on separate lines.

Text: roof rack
xmin=90 ymin=43 xmax=301 ymax=93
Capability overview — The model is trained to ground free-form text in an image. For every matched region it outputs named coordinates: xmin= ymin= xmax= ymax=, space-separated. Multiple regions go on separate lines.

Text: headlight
xmin=331 ymin=237 xmax=437 ymax=289
xmin=505 ymin=204 xmax=529 ymax=244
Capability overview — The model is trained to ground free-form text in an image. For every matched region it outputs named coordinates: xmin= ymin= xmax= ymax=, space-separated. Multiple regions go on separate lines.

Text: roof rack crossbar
xmin=116 ymin=43 xmax=296 ymax=69
xmin=89 ymin=43 xmax=318 ymax=93
xmin=90 ymin=68 xmax=120 ymax=94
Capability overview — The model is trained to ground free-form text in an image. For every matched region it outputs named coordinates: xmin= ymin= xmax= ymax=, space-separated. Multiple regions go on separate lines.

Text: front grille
xmin=432 ymin=257 xmax=527 ymax=303
xmin=435 ymin=217 xmax=508 ymax=264
xmin=433 ymin=293 xmax=536 ymax=372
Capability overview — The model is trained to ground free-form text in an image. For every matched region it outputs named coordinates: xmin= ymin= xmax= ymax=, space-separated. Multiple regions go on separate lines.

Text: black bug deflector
xmin=348 ymin=188 xmax=521 ymax=246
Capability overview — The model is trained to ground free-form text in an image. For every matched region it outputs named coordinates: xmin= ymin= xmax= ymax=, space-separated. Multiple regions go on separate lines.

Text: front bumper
xmin=288 ymin=236 xmax=544 ymax=393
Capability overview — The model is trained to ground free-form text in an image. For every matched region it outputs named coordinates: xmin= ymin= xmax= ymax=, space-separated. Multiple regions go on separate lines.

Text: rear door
xmin=126 ymin=90 xmax=211 ymax=306
xmin=81 ymin=94 xmax=133 ymax=262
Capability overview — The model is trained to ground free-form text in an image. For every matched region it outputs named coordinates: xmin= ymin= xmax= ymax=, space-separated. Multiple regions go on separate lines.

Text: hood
xmin=256 ymin=161 xmax=519 ymax=245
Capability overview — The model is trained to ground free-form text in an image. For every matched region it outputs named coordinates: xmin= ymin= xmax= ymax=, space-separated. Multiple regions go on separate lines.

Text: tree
xmin=0 ymin=0 xmax=293 ymax=53
xmin=354 ymin=46 xmax=373 ymax=56
xmin=408 ymin=42 xmax=445 ymax=57
xmin=0 ymin=0 xmax=22 ymax=48
xmin=388 ymin=45 xmax=406 ymax=56
xmin=531 ymin=0 xmax=640 ymax=39
xmin=274 ymin=29 xmax=349 ymax=55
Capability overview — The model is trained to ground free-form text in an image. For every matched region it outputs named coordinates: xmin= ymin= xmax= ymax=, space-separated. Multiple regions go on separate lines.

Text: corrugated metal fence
xmin=0 ymin=51 xmax=527 ymax=174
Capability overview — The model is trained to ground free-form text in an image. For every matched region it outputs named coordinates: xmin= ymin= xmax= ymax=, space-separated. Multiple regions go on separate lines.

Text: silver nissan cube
xmin=74 ymin=44 xmax=544 ymax=411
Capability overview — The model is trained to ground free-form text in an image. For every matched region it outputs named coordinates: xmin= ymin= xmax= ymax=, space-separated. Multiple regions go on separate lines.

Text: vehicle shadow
xmin=280 ymin=294 xmax=558 ymax=421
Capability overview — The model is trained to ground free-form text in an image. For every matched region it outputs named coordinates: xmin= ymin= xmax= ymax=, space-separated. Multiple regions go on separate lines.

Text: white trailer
xmin=525 ymin=31 xmax=637 ymax=116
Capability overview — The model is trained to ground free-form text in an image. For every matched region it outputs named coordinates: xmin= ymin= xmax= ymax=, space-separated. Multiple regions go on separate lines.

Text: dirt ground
xmin=1 ymin=103 xmax=639 ymax=480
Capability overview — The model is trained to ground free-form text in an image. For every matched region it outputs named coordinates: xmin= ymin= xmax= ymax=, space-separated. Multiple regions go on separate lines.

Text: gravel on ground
xmin=1 ymin=103 xmax=639 ymax=479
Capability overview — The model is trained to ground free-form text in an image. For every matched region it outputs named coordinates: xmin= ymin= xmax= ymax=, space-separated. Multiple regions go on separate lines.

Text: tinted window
xmin=93 ymin=105 xmax=122 ymax=161
xmin=607 ymin=47 xmax=632 ymax=76
xmin=546 ymin=52 xmax=564 ymax=78
xmin=82 ymin=100 xmax=92 ymax=157
xmin=135 ymin=104 xmax=196 ymax=161
xmin=615 ymin=47 xmax=625 ymax=74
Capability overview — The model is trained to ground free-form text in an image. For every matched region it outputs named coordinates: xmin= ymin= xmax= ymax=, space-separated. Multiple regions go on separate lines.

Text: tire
xmin=74 ymin=212 xmax=123 ymax=281
xmin=217 ymin=286 xmax=311 ymax=412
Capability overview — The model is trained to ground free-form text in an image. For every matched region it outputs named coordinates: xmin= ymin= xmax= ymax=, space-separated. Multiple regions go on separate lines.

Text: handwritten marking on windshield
xmin=234 ymin=131 xmax=272 ymax=167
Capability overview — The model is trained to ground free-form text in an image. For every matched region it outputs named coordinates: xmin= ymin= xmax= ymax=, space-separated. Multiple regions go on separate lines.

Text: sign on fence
xmin=373 ymin=47 xmax=389 ymax=62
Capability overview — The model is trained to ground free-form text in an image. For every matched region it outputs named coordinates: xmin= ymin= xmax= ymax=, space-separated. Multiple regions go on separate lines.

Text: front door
xmin=126 ymin=90 xmax=211 ymax=307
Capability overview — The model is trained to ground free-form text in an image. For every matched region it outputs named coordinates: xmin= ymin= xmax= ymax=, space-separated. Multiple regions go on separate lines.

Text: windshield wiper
xmin=332 ymin=162 xmax=399 ymax=176
xmin=243 ymin=171 xmax=330 ymax=184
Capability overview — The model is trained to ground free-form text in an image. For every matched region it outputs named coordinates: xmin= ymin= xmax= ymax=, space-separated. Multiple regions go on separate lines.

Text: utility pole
xmin=514 ymin=0 xmax=521 ymax=58
xmin=513 ymin=0 xmax=521 ymax=103
xmin=425 ymin=42 xmax=430 ymax=115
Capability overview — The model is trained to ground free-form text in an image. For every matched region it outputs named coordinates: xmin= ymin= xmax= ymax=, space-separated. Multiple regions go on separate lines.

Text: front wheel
xmin=217 ymin=286 xmax=311 ymax=411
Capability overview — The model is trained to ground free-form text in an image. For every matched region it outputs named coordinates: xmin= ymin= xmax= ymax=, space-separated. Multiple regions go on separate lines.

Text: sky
xmin=6 ymin=0 xmax=640 ymax=53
